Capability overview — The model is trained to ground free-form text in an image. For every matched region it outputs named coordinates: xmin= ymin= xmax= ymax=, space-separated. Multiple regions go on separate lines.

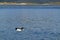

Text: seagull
xmin=15 ymin=27 xmax=24 ymax=32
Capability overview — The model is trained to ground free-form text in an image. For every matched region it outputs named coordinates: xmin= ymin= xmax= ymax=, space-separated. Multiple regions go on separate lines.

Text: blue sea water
xmin=0 ymin=5 xmax=60 ymax=40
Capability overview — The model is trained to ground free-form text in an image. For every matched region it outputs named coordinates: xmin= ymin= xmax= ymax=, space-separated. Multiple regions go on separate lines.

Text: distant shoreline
xmin=0 ymin=2 xmax=60 ymax=5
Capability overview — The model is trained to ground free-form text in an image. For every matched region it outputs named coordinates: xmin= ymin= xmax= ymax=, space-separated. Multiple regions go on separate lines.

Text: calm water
xmin=0 ymin=5 xmax=60 ymax=40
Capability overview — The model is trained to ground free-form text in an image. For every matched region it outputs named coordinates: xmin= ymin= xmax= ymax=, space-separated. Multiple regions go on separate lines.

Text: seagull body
xmin=15 ymin=27 xmax=24 ymax=32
